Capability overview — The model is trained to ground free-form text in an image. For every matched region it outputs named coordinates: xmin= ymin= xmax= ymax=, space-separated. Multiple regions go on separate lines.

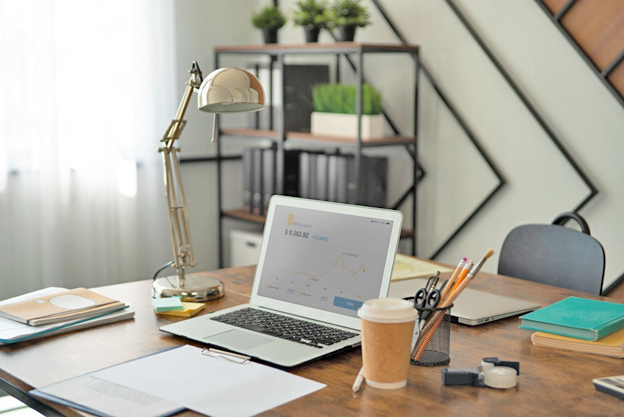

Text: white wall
xmin=179 ymin=0 xmax=624 ymax=290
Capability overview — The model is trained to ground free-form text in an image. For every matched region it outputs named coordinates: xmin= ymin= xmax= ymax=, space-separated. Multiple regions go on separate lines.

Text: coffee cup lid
xmin=357 ymin=298 xmax=418 ymax=323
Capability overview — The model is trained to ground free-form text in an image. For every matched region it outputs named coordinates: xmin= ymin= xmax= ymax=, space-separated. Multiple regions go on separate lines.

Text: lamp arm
xmin=158 ymin=63 xmax=203 ymax=287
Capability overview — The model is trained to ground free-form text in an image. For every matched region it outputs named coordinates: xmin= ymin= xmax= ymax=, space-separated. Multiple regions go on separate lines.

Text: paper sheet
xmin=391 ymin=254 xmax=452 ymax=281
xmin=32 ymin=375 xmax=183 ymax=417
xmin=93 ymin=345 xmax=326 ymax=417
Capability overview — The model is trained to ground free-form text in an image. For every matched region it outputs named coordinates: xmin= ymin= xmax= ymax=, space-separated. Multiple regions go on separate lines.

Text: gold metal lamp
xmin=153 ymin=62 xmax=265 ymax=302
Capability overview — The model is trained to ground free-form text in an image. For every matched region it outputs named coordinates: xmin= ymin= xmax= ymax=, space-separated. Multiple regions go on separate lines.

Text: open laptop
xmin=389 ymin=278 xmax=540 ymax=325
xmin=161 ymin=196 xmax=403 ymax=367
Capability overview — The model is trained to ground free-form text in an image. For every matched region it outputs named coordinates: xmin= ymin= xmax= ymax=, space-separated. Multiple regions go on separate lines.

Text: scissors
xmin=414 ymin=271 xmax=442 ymax=319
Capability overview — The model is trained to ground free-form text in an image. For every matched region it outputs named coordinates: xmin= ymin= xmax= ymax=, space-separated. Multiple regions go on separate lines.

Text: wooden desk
xmin=1 ymin=265 xmax=622 ymax=416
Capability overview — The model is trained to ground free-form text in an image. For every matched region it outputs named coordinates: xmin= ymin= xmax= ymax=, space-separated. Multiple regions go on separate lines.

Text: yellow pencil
xmin=448 ymin=260 xmax=473 ymax=299
xmin=412 ymin=249 xmax=494 ymax=361
xmin=440 ymin=257 xmax=467 ymax=301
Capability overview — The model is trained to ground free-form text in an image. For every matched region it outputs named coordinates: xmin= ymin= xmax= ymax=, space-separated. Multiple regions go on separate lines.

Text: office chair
xmin=498 ymin=212 xmax=605 ymax=295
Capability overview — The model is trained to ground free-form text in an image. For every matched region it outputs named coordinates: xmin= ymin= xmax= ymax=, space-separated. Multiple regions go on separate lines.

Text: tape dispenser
xmin=441 ymin=357 xmax=520 ymax=389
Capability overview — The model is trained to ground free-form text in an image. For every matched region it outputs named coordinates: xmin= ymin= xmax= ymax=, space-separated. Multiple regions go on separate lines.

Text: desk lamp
xmin=153 ymin=62 xmax=265 ymax=302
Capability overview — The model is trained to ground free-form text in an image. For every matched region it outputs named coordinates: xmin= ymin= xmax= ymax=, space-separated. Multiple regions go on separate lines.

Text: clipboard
xmin=32 ymin=345 xmax=325 ymax=417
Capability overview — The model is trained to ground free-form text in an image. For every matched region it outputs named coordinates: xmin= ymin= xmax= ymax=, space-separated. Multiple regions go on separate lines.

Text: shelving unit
xmin=214 ymin=42 xmax=420 ymax=268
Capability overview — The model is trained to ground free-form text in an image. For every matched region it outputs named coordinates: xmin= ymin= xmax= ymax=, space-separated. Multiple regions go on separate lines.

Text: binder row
xmin=242 ymin=147 xmax=388 ymax=216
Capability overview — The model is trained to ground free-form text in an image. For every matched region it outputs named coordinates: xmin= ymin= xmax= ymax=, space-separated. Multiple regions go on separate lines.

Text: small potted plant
xmin=252 ymin=6 xmax=286 ymax=44
xmin=311 ymin=83 xmax=383 ymax=140
xmin=328 ymin=0 xmax=371 ymax=42
xmin=292 ymin=0 xmax=329 ymax=43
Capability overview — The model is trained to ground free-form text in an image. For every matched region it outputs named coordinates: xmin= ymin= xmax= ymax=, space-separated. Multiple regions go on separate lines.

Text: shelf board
xmin=215 ymin=42 xmax=419 ymax=55
xmin=221 ymin=209 xmax=266 ymax=224
xmin=220 ymin=128 xmax=416 ymax=147
xmin=221 ymin=209 xmax=414 ymax=239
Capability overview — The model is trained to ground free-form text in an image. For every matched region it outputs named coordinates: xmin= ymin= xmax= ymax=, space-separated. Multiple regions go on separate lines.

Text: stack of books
xmin=520 ymin=296 xmax=624 ymax=358
xmin=0 ymin=287 xmax=134 ymax=345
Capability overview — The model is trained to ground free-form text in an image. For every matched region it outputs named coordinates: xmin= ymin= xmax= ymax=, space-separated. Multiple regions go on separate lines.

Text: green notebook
xmin=519 ymin=296 xmax=624 ymax=341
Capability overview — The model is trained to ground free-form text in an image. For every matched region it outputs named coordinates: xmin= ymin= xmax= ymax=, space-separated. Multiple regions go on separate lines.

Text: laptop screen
xmin=256 ymin=204 xmax=395 ymax=318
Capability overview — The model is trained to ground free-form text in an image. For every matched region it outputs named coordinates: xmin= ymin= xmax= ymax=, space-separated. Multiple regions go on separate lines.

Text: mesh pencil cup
xmin=408 ymin=302 xmax=452 ymax=367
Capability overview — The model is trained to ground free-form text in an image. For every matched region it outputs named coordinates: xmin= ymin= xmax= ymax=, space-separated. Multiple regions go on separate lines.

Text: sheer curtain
xmin=0 ymin=0 xmax=174 ymax=297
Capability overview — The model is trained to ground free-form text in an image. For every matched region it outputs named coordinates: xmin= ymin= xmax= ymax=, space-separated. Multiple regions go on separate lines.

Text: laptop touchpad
xmin=204 ymin=330 xmax=275 ymax=350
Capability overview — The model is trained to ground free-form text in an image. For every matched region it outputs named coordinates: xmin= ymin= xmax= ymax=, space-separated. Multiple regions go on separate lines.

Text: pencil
xmin=352 ymin=367 xmax=365 ymax=392
xmin=412 ymin=249 xmax=494 ymax=361
xmin=447 ymin=260 xmax=473 ymax=300
xmin=440 ymin=257 xmax=466 ymax=301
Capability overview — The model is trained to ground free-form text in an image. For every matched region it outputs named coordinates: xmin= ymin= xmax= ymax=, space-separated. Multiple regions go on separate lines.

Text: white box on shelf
xmin=310 ymin=112 xmax=384 ymax=140
xmin=230 ymin=229 xmax=263 ymax=267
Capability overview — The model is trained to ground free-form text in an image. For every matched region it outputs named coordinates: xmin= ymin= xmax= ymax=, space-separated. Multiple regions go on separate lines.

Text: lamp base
xmin=153 ymin=273 xmax=225 ymax=302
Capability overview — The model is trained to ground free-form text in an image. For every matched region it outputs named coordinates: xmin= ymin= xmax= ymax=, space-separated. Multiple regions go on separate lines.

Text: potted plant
xmin=328 ymin=0 xmax=371 ymax=42
xmin=252 ymin=6 xmax=286 ymax=44
xmin=311 ymin=83 xmax=383 ymax=140
xmin=292 ymin=0 xmax=329 ymax=43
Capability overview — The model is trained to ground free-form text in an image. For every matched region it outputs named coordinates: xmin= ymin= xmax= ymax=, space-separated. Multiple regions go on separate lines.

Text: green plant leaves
xmin=252 ymin=6 xmax=286 ymax=31
xmin=312 ymin=83 xmax=382 ymax=115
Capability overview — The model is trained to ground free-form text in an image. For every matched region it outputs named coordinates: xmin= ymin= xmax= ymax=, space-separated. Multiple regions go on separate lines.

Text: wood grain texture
xmin=541 ymin=0 xmax=569 ymax=15
xmin=607 ymin=60 xmax=624 ymax=98
xmin=221 ymin=209 xmax=415 ymax=239
xmin=219 ymin=128 xmax=417 ymax=147
xmin=1 ymin=263 xmax=623 ymax=416
xmin=560 ymin=0 xmax=624 ymax=70
xmin=214 ymin=42 xmax=419 ymax=54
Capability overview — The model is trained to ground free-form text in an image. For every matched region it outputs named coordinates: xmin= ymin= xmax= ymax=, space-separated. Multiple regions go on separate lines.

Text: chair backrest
xmin=498 ymin=212 xmax=605 ymax=295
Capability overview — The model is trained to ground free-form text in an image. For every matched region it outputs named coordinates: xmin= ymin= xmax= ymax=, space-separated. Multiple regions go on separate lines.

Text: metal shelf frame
xmin=213 ymin=43 xmax=420 ymax=268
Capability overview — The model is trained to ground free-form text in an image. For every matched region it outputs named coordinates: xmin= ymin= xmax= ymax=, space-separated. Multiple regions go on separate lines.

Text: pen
xmin=352 ymin=367 xmax=365 ymax=392
xmin=440 ymin=257 xmax=466 ymax=301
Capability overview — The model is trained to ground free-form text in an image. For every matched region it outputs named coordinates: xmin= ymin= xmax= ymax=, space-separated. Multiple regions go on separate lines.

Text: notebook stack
xmin=0 ymin=287 xmax=134 ymax=345
xmin=520 ymin=296 xmax=624 ymax=358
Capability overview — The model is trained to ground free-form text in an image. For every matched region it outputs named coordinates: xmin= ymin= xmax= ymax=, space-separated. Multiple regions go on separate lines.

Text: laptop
xmin=388 ymin=278 xmax=540 ymax=325
xmin=161 ymin=196 xmax=403 ymax=367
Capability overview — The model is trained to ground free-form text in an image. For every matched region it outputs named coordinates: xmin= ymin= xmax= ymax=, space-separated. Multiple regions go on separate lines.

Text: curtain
xmin=0 ymin=0 xmax=175 ymax=297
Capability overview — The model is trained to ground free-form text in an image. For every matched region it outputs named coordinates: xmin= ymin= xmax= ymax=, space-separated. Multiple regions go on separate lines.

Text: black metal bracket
xmin=370 ymin=0 xmax=506 ymax=259
xmin=0 ymin=378 xmax=64 ymax=417
xmin=535 ymin=0 xmax=624 ymax=109
xmin=447 ymin=0 xmax=602 ymax=220
xmin=442 ymin=0 xmax=598 ymax=214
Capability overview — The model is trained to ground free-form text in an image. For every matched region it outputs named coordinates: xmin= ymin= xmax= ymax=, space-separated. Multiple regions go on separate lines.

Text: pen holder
xmin=407 ymin=301 xmax=452 ymax=367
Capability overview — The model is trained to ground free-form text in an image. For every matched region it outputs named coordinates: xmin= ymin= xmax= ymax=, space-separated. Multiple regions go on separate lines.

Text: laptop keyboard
xmin=210 ymin=308 xmax=358 ymax=349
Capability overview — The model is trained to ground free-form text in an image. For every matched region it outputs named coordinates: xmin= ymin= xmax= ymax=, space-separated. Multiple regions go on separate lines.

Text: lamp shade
xmin=197 ymin=68 xmax=265 ymax=113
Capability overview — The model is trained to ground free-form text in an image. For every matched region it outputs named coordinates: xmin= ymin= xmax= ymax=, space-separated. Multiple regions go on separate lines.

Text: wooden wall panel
xmin=541 ymin=0 xmax=569 ymax=15
xmin=561 ymin=0 xmax=624 ymax=70
xmin=607 ymin=61 xmax=624 ymax=98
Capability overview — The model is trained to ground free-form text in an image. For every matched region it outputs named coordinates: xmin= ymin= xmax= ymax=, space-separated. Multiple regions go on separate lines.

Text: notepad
xmin=156 ymin=302 xmax=204 ymax=317
xmin=391 ymin=254 xmax=452 ymax=281
xmin=531 ymin=327 xmax=624 ymax=358
xmin=0 ymin=288 xmax=134 ymax=345
xmin=152 ymin=298 xmax=183 ymax=313
xmin=520 ymin=297 xmax=624 ymax=341
xmin=0 ymin=288 xmax=122 ymax=326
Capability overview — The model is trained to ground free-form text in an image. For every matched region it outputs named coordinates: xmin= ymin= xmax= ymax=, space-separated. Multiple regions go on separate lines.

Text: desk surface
xmin=1 ymin=264 xmax=623 ymax=416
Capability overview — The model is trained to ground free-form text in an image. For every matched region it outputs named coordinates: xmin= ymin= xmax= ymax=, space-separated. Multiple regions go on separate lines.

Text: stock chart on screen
xmin=258 ymin=205 xmax=394 ymax=317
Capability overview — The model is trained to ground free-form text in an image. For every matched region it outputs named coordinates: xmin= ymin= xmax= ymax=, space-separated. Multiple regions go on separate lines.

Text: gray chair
xmin=498 ymin=212 xmax=605 ymax=295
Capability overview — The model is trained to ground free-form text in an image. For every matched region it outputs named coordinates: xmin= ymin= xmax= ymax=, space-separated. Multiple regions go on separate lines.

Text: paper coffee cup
xmin=357 ymin=298 xmax=417 ymax=389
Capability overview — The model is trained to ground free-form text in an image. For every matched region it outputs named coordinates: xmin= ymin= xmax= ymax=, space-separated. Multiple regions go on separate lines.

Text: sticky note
xmin=156 ymin=302 xmax=205 ymax=318
xmin=152 ymin=297 xmax=184 ymax=313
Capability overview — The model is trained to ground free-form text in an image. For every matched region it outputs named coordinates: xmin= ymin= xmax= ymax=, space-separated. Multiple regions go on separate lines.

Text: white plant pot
xmin=310 ymin=112 xmax=384 ymax=140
